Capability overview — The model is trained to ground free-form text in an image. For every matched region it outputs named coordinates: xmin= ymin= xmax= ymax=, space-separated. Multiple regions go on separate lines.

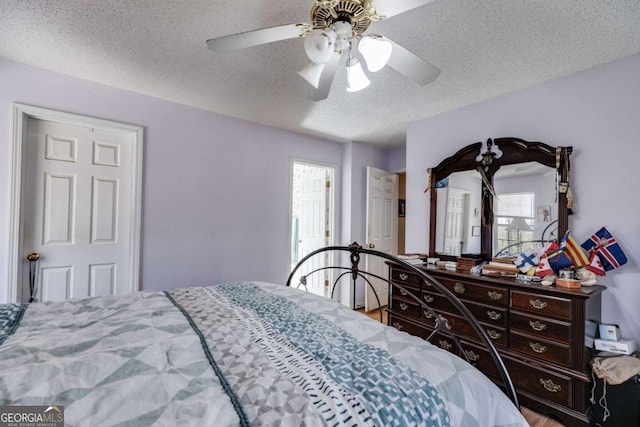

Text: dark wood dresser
xmin=387 ymin=263 xmax=605 ymax=427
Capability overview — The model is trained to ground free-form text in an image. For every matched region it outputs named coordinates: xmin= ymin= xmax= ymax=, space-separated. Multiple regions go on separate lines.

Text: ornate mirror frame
xmin=428 ymin=137 xmax=573 ymax=257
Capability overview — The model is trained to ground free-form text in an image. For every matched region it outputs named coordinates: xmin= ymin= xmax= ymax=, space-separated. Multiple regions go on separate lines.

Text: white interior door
xmin=365 ymin=166 xmax=398 ymax=311
xmin=443 ymin=188 xmax=467 ymax=256
xmin=21 ymin=117 xmax=139 ymax=302
xmin=291 ymin=163 xmax=332 ymax=297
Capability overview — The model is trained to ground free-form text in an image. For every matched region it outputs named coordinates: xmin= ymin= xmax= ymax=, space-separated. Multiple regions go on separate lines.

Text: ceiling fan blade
xmin=373 ymin=0 xmax=437 ymax=19
xmin=308 ymin=52 xmax=341 ymax=101
xmin=206 ymin=23 xmax=308 ymax=52
xmin=385 ymin=38 xmax=440 ymax=85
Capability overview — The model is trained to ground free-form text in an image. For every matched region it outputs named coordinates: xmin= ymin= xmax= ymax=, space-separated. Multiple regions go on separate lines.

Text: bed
xmin=0 ymin=244 xmax=526 ymax=426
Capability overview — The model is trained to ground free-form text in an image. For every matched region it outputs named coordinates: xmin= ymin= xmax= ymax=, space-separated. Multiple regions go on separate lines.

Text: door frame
xmin=288 ymin=157 xmax=337 ymax=298
xmin=6 ymin=103 xmax=144 ymax=303
xmin=364 ymin=166 xmax=398 ymax=310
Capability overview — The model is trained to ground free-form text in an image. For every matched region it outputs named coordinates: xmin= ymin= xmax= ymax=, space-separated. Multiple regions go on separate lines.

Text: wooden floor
xmin=356 ymin=306 xmax=564 ymax=426
xmin=356 ymin=306 xmax=388 ymax=324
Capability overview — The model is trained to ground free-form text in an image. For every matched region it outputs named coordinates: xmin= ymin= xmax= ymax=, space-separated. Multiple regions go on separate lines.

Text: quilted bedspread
xmin=0 ymin=282 xmax=527 ymax=426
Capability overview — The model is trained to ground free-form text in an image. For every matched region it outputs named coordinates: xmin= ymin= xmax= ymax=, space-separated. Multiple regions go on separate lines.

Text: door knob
xmin=27 ymin=253 xmax=40 ymax=261
xmin=367 ymin=243 xmax=375 ymax=249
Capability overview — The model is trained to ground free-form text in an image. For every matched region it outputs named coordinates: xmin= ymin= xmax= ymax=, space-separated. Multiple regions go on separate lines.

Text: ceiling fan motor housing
xmin=311 ymin=0 xmax=372 ymax=35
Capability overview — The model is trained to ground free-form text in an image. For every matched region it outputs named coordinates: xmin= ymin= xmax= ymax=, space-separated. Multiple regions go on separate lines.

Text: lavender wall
xmin=406 ymin=54 xmax=640 ymax=343
xmin=388 ymin=145 xmax=406 ymax=172
xmin=0 ymin=58 xmax=344 ymax=301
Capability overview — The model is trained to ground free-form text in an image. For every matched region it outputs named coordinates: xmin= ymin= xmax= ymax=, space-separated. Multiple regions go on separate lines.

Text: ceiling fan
xmin=206 ymin=0 xmax=441 ymax=101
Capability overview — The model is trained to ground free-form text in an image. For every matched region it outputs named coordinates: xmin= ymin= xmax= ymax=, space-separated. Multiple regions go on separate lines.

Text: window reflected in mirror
xmin=493 ymin=162 xmax=557 ymax=257
xmin=495 ymin=193 xmax=535 ymax=255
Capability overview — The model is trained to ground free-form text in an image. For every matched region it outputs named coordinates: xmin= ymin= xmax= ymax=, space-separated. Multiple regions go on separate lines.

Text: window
xmin=494 ymin=193 xmax=535 ymax=255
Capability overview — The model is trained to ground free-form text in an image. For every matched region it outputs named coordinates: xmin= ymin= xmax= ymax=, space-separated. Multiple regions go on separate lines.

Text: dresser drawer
xmin=511 ymin=290 xmax=572 ymax=321
xmin=428 ymin=331 xmax=459 ymax=355
xmin=390 ymin=268 xmax=422 ymax=289
xmin=392 ymin=283 xmax=420 ymax=300
xmin=510 ymin=311 xmax=571 ymax=344
xmin=458 ymin=340 xmax=501 ymax=379
xmin=510 ymin=331 xmax=572 ymax=367
xmin=466 ymin=301 xmax=508 ymax=328
xmin=504 ymin=358 xmax=573 ymax=407
xmin=438 ymin=277 xmax=507 ymax=306
xmin=388 ymin=314 xmax=429 ymax=339
xmin=422 ymin=290 xmax=455 ymax=312
xmin=422 ymin=311 xmax=507 ymax=347
xmin=422 ymin=290 xmax=507 ymax=328
xmin=391 ymin=296 xmax=422 ymax=318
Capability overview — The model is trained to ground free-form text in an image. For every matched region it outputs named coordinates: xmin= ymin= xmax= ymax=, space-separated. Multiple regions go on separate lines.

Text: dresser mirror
xmin=428 ymin=137 xmax=573 ymax=258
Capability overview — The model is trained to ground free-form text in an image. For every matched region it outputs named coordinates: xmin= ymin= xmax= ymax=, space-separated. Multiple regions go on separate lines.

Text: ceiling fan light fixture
xmin=304 ymin=29 xmax=337 ymax=63
xmin=346 ymin=58 xmax=370 ymax=92
xmin=358 ymin=36 xmax=392 ymax=72
xmin=206 ymin=0 xmax=441 ymax=101
xmin=333 ymin=21 xmax=353 ymax=38
xmin=298 ymin=62 xmax=325 ymax=88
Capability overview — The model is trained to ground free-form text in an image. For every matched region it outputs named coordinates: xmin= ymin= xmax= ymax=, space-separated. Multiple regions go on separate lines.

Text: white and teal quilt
xmin=0 ymin=282 xmax=527 ymax=426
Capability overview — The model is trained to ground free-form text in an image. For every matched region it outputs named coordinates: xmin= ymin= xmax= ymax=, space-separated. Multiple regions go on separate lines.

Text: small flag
xmin=536 ymin=254 xmax=553 ymax=277
xmin=515 ymin=250 xmax=539 ymax=273
xmin=560 ymin=231 xmax=589 ymax=267
xmin=544 ymin=241 xmax=573 ymax=271
xmin=582 ymin=227 xmax=627 ymax=271
xmin=586 ymin=251 xmax=606 ymax=277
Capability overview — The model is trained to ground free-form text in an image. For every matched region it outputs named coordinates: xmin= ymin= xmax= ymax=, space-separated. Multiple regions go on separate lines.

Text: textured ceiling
xmin=1 ymin=0 xmax=639 ymax=147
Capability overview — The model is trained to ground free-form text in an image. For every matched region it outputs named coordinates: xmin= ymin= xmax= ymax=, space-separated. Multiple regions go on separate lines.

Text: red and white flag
xmin=536 ymin=254 xmax=554 ymax=277
xmin=586 ymin=251 xmax=606 ymax=277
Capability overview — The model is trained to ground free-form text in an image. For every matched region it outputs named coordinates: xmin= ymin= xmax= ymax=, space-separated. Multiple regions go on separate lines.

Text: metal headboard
xmin=286 ymin=242 xmax=519 ymax=408
xmin=494 ymin=219 xmax=559 ymax=258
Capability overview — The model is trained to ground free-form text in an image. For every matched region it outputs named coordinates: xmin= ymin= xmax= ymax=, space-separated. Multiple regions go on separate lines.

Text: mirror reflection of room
xmin=492 ymin=162 xmax=557 ymax=257
xmin=435 ymin=173 xmax=481 ymax=256
xmin=434 ymin=162 xmax=557 ymax=257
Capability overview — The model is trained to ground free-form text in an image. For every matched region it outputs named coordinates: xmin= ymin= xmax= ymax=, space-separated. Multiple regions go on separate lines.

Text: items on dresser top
xmin=397 ymin=253 xmax=427 ymax=265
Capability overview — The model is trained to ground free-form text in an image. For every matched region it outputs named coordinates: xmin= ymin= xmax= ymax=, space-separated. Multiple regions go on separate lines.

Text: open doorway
xmin=398 ymin=172 xmax=406 ymax=255
xmin=290 ymin=160 xmax=335 ymax=297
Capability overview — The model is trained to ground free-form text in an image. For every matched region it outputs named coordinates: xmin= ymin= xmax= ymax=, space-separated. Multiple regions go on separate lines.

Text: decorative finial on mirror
xmin=475 ymin=138 xmax=504 ymax=170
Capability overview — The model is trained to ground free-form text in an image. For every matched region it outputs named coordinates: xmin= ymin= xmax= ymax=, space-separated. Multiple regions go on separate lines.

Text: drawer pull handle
xmin=465 ymin=350 xmax=480 ymax=361
xmin=487 ymin=310 xmax=502 ymax=320
xmin=423 ymin=310 xmax=435 ymax=319
xmin=486 ymin=329 xmax=501 ymax=340
xmin=399 ymin=273 xmax=409 ymax=281
xmin=540 ymin=378 xmax=561 ymax=393
xmin=529 ymin=342 xmax=547 ymax=353
xmin=424 ymin=294 xmax=435 ymax=303
xmin=399 ymin=288 xmax=408 ymax=296
xmin=487 ymin=291 xmax=502 ymax=301
xmin=454 ymin=282 xmax=465 ymax=294
xmin=529 ymin=320 xmax=547 ymax=331
xmin=392 ymin=321 xmax=403 ymax=331
xmin=529 ymin=299 xmax=548 ymax=310
xmin=439 ymin=340 xmax=452 ymax=350
xmin=399 ymin=302 xmax=409 ymax=311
